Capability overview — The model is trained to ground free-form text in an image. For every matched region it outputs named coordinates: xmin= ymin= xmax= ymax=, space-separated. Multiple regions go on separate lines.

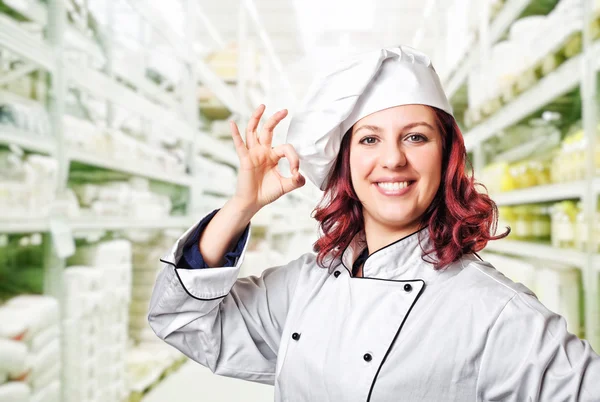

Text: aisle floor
xmin=143 ymin=360 xmax=275 ymax=402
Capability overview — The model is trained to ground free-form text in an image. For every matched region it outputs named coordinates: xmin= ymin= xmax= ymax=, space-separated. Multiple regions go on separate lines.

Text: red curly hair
xmin=312 ymin=106 xmax=509 ymax=269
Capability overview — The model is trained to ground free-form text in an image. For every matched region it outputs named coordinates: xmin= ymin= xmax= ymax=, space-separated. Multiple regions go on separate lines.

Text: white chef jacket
xmin=148 ymin=221 xmax=600 ymax=401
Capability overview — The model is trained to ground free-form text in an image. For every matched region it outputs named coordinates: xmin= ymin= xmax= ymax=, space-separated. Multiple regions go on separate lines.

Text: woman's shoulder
xmin=452 ymin=253 xmax=537 ymax=305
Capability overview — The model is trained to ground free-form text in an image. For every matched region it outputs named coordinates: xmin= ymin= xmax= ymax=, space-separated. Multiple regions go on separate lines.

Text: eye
xmin=359 ymin=136 xmax=378 ymax=145
xmin=406 ymin=134 xmax=427 ymax=143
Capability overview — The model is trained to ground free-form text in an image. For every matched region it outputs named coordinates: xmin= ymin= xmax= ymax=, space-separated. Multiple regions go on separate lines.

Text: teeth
xmin=377 ymin=181 xmax=410 ymax=191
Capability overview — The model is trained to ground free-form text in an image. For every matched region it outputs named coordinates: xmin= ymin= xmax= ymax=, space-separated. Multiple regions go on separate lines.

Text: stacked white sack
xmin=0 ymin=295 xmax=61 ymax=402
xmin=63 ymin=267 xmax=103 ymax=402
xmin=67 ymin=239 xmax=132 ymax=402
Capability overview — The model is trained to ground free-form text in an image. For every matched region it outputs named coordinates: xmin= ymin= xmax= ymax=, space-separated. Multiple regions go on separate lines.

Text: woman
xmin=148 ymin=46 xmax=600 ymax=401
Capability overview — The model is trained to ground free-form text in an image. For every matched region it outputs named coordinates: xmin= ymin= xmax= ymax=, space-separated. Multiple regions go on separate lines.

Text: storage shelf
xmin=0 ymin=13 xmax=54 ymax=71
xmin=484 ymin=239 xmax=587 ymax=268
xmin=68 ymin=149 xmax=192 ymax=187
xmin=0 ymin=128 xmax=191 ymax=186
xmin=69 ymin=217 xmax=193 ymax=231
xmin=0 ymin=127 xmax=54 ymax=154
xmin=0 ymin=216 xmax=193 ymax=233
xmin=0 ymin=218 xmax=49 ymax=233
xmin=68 ymin=66 xmax=194 ymax=141
xmin=463 ymin=49 xmax=586 ymax=151
xmin=492 ymin=181 xmax=587 ymax=206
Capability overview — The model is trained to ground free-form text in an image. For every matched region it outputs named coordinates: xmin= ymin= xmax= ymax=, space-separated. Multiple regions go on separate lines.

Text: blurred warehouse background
xmin=0 ymin=0 xmax=599 ymax=400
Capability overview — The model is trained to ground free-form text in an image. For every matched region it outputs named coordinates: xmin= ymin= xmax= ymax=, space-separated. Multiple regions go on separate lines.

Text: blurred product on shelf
xmin=0 ymin=98 xmax=51 ymax=138
xmin=481 ymin=252 xmax=582 ymax=336
xmin=64 ymin=115 xmax=186 ymax=177
xmin=498 ymin=199 xmax=600 ymax=252
xmin=0 ymin=151 xmax=60 ymax=219
xmin=498 ymin=204 xmax=552 ymax=241
xmin=71 ymin=178 xmax=173 ymax=219
xmin=0 ymin=295 xmax=61 ymax=402
xmin=551 ymin=123 xmax=600 ymax=183
xmin=480 ymin=116 xmax=600 ymax=193
xmin=550 ymin=200 xmax=580 ymax=249
xmin=465 ymin=0 xmax=588 ymax=127
xmin=64 ymin=239 xmax=132 ymax=402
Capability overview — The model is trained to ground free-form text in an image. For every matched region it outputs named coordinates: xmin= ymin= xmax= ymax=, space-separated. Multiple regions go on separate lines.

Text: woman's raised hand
xmin=230 ymin=104 xmax=305 ymax=213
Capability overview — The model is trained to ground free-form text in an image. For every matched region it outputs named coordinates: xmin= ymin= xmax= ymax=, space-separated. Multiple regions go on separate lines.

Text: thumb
xmin=281 ymin=171 xmax=306 ymax=194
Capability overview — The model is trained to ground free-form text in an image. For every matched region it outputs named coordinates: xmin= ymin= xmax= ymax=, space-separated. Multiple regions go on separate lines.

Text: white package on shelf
xmin=0 ymin=296 xmax=60 ymax=342
xmin=70 ymin=239 xmax=132 ymax=266
xmin=0 ymin=338 xmax=27 ymax=379
xmin=31 ymin=380 xmax=59 ymax=402
xmin=63 ymin=267 xmax=103 ymax=402
xmin=65 ymin=244 xmax=131 ymax=402
xmin=0 ymin=381 xmax=30 ymax=402
xmin=28 ymin=362 xmax=59 ymax=393
xmin=25 ymin=339 xmax=60 ymax=389
xmin=29 ymin=325 xmax=60 ymax=355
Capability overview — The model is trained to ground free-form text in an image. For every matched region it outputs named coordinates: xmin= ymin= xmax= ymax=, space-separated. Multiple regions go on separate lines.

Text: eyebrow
xmin=354 ymin=121 xmax=435 ymax=134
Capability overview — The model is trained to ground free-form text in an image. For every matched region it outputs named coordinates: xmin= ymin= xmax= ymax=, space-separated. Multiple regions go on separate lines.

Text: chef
xmin=148 ymin=46 xmax=600 ymax=401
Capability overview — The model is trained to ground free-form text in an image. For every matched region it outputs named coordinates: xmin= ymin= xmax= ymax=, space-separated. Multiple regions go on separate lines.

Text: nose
xmin=381 ymin=144 xmax=407 ymax=169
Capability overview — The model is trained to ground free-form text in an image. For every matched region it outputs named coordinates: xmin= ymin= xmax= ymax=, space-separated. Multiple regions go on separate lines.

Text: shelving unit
xmin=484 ymin=239 xmax=588 ymax=268
xmin=443 ymin=0 xmax=600 ymax=350
xmin=492 ymin=180 xmax=589 ymax=206
xmin=463 ymin=45 xmax=596 ymax=151
xmin=0 ymin=1 xmax=315 ymax=401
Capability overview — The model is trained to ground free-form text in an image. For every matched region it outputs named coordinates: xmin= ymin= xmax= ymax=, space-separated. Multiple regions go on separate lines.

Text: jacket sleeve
xmin=179 ymin=208 xmax=249 ymax=269
xmin=477 ymin=292 xmax=600 ymax=401
xmin=147 ymin=221 xmax=305 ymax=385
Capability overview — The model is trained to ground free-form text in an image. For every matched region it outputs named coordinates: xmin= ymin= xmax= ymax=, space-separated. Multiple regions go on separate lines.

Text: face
xmin=349 ymin=104 xmax=443 ymax=237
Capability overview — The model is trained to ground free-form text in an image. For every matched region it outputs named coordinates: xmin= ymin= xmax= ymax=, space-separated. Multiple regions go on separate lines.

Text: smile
xmin=374 ymin=181 xmax=415 ymax=195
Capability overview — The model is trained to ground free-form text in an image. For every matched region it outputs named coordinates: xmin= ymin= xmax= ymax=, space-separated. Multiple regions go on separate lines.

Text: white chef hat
xmin=285 ymin=45 xmax=452 ymax=191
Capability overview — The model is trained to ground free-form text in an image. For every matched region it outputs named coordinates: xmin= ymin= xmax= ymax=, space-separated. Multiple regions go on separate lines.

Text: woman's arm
xmin=148 ymin=227 xmax=309 ymax=384
xmin=148 ymin=104 xmax=308 ymax=383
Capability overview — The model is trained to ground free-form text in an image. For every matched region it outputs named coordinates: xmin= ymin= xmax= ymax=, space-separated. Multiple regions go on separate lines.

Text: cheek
xmin=414 ymin=147 xmax=443 ymax=188
xmin=350 ymin=152 xmax=376 ymax=184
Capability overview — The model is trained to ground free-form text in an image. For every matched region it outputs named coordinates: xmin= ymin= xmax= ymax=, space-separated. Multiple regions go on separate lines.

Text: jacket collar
xmin=337 ymin=228 xmax=447 ymax=281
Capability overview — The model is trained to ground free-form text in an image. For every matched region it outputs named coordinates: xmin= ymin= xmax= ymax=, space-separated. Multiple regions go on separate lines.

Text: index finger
xmin=259 ymin=109 xmax=288 ymax=147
